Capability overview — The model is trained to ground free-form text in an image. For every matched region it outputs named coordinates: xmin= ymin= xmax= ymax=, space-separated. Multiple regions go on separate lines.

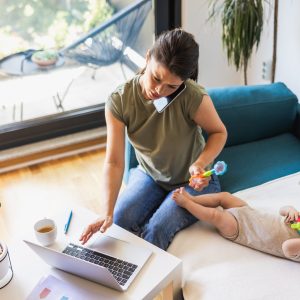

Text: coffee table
xmin=0 ymin=206 xmax=182 ymax=300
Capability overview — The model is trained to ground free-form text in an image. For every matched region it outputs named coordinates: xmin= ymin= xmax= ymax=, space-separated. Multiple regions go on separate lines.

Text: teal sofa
xmin=124 ymin=82 xmax=300 ymax=193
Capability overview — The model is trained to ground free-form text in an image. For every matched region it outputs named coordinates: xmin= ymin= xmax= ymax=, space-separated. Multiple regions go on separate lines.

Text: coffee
xmin=34 ymin=218 xmax=57 ymax=246
xmin=38 ymin=226 xmax=54 ymax=233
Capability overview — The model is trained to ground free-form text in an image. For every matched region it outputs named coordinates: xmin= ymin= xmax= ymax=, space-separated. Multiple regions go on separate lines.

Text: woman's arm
xmin=103 ymin=107 xmax=126 ymax=219
xmin=193 ymin=95 xmax=227 ymax=167
xmin=190 ymin=95 xmax=227 ymax=189
xmin=80 ymin=107 xmax=125 ymax=244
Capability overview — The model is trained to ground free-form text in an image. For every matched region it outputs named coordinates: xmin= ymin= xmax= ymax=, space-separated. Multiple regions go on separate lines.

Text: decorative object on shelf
xmin=31 ymin=50 xmax=59 ymax=67
xmin=0 ymin=241 xmax=13 ymax=288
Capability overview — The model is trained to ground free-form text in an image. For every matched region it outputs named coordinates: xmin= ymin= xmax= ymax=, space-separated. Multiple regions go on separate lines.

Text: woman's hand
xmin=189 ymin=163 xmax=210 ymax=191
xmin=79 ymin=215 xmax=113 ymax=245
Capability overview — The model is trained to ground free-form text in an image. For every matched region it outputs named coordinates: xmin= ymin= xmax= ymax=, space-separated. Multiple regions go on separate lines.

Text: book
xmin=26 ymin=274 xmax=83 ymax=300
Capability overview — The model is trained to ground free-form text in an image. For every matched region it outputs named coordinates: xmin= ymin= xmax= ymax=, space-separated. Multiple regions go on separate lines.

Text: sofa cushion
xmin=207 ymin=82 xmax=298 ymax=147
xmin=217 ymin=133 xmax=300 ymax=192
xmin=168 ymin=172 xmax=300 ymax=300
xmin=124 ymin=135 xmax=138 ymax=183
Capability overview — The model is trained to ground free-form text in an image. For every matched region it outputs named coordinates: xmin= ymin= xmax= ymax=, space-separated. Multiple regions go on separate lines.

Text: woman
xmin=80 ymin=28 xmax=227 ymax=250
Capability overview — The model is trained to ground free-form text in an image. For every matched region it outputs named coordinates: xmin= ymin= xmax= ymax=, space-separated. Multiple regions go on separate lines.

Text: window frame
xmin=0 ymin=0 xmax=181 ymax=150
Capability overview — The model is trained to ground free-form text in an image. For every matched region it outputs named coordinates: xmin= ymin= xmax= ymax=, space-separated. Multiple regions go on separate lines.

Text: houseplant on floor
xmin=209 ymin=0 xmax=265 ymax=85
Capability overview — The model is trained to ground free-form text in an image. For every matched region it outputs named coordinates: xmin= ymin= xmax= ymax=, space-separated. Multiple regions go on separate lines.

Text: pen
xmin=64 ymin=210 xmax=73 ymax=234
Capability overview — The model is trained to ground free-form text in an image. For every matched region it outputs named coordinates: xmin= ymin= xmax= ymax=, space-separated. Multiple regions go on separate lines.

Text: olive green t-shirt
xmin=106 ymin=74 xmax=207 ymax=191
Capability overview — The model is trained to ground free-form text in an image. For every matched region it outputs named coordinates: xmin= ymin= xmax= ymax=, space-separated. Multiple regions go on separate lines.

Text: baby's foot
xmin=180 ymin=187 xmax=195 ymax=202
xmin=172 ymin=187 xmax=192 ymax=208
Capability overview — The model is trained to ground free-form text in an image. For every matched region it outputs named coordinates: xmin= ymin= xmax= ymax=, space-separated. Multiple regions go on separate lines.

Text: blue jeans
xmin=114 ymin=168 xmax=221 ymax=250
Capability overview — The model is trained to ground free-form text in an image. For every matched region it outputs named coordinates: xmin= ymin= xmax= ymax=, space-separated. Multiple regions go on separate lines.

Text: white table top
xmin=0 ymin=206 xmax=182 ymax=300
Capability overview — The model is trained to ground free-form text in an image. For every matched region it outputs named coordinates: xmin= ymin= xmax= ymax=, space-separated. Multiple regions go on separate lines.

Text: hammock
xmin=61 ymin=0 xmax=152 ymax=71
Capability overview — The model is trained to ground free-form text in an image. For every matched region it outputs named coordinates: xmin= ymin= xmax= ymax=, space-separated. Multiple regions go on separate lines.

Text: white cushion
xmin=168 ymin=172 xmax=300 ymax=300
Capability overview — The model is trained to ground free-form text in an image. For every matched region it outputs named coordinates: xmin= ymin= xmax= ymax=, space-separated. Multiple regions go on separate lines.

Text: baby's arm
xmin=279 ymin=206 xmax=299 ymax=223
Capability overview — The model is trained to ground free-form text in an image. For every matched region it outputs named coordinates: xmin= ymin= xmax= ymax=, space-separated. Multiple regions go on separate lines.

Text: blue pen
xmin=64 ymin=210 xmax=73 ymax=234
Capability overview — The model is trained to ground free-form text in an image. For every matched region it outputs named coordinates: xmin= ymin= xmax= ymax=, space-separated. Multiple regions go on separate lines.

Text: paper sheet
xmin=26 ymin=274 xmax=82 ymax=300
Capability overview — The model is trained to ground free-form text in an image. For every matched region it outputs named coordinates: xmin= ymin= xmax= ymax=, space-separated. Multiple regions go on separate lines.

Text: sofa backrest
xmin=207 ymin=82 xmax=299 ymax=147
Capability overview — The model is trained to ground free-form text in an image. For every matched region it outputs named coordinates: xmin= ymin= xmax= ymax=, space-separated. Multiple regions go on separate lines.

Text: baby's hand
xmin=285 ymin=209 xmax=299 ymax=224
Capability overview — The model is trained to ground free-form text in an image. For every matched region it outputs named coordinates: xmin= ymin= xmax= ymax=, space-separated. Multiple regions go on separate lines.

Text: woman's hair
xmin=149 ymin=28 xmax=199 ymax=81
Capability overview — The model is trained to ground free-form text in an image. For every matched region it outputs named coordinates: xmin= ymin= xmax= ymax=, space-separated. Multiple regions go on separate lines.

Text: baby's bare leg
xmin=176 ymin=188 xmax=246 ymax=209
xmin=173 ymin=194 xmax=238 ymax=237
xmin=282 ymin=238 xmax=300 ymax=261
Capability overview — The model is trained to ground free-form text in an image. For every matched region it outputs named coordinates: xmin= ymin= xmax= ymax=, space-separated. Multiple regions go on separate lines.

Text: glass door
xmin=0 ymin=0 xmax=180 ymax=149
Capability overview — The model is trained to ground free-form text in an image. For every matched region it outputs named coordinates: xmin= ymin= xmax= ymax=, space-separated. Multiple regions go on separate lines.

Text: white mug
xmin=0 ymin=241 xmax=13 ymax=288
xmin=34 ymin=218 xmax=57 ymax=246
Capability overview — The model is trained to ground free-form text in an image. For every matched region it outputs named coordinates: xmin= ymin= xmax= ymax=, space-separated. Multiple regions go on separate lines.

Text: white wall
xmin=248 ymin=0 xmax=300 ymax=100
xmin=183 ymin=0 xmax=300 ymax=100
xmin=182 ymin=0 xmax=241 ymax=88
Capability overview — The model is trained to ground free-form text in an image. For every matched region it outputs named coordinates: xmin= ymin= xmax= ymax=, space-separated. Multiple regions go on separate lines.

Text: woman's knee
xmin=114 ymin=204 xmax=139 ymax=230
xmin=142 ymin=221 xmax=170 ymax=249
xmin=114 ymin=212 xmax=142 ymax=234
xmin=142 ymin=205 xmax=198 ymax=249
xmin=114 ymin=208 xmax=129 ymax=227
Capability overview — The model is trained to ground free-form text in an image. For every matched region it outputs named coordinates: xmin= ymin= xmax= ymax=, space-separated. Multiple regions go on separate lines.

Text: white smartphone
xmin=153 ymin=83 xmax=186 ymax=113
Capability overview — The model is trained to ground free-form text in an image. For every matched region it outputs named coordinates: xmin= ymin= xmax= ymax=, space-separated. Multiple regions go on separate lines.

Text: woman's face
xmin=140 ymin=56 xmax=183 ymax=100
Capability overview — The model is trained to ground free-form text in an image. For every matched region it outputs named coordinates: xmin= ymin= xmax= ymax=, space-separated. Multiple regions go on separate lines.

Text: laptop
xmin=23 ymin=234 xmax=152 ymax=292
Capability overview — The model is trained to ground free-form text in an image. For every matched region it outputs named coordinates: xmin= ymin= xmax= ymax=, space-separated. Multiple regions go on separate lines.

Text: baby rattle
xmin=189 ymin=161 xmax=227 ymax=184
xmin=290 ymin=217 xmax=300 ymax=234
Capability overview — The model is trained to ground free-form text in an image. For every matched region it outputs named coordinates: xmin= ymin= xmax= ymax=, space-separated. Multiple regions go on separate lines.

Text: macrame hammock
xmin=62 ymin=0 xmax=151 ymax=71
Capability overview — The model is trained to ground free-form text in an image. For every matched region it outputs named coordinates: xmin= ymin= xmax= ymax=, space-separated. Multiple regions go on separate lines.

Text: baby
xmin=172 ymin=188 xmax=300 ymax=261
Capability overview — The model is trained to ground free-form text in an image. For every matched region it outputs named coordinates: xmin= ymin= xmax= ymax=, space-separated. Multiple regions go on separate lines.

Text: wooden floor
xmin=0 ymin=148 xmax=165 ymax=300
xmin=0 ymin=149 xmax=107 ymax=241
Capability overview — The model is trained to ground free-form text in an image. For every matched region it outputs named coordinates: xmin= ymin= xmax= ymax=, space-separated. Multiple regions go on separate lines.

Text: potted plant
xmin=31 ymin=49 xmax=59 ymax=67
xmin=209 ymin=0 xmax=266 ymax=85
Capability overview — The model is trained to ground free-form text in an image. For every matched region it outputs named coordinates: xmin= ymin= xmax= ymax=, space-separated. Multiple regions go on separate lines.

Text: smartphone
xmin=153 ymin=83 xmax=186 ymax=113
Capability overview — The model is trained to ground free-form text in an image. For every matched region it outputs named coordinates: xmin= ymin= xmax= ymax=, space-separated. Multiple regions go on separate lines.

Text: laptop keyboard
xmin=62 ymin=243 xmax=138 ymax=286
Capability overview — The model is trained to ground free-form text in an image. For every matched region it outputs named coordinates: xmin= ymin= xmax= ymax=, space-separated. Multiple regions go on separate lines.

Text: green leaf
xmin=208 ymin=0 xmax=267 ymax=84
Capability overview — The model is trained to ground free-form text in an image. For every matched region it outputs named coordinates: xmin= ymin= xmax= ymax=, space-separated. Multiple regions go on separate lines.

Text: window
xmin=0 ymin=0 xmax=180 ymax=150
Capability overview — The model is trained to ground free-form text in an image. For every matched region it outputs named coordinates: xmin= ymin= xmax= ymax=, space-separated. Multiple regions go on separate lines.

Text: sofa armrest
xmin=124 ymin=135 xmax=138 ymax=184
xmin=293 ymin=103 xmax=300 ymax=139
xmin=208 ymin=82 xmax=298 ymax=147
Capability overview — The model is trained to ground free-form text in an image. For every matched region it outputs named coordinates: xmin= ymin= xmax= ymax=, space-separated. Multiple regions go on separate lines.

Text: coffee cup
xmin=34 ymin=218 xmax=57 ymax=246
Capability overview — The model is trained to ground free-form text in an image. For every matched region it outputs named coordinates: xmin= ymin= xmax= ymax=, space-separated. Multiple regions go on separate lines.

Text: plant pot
xmin=31 ymin=50 xmax=59 ymax=67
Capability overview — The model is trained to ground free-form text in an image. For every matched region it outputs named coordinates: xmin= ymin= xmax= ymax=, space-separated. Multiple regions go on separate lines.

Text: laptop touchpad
xmin=87 ymin=234 xmax=151 ymax=264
